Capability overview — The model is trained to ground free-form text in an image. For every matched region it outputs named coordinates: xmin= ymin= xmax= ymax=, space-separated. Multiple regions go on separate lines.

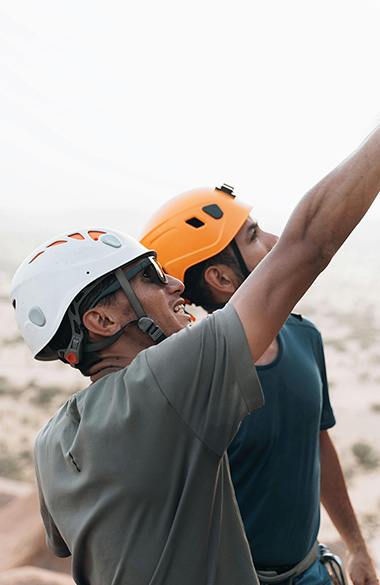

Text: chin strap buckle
xmin=138 ymin=317 xmax=166 ymax=343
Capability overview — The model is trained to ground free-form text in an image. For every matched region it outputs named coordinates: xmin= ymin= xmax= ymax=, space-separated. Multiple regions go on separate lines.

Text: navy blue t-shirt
xmin=228 ymin=314 xmax=335 ymax=567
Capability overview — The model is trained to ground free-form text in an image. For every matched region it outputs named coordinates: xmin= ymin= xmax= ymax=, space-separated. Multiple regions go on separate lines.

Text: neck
xmin=89 ymin=357 xmax=128 ymax=383
xmin=87 ymin=327 xmax=155 ymax=383
xmin=90 ymin=365 xmax=123 ymax=383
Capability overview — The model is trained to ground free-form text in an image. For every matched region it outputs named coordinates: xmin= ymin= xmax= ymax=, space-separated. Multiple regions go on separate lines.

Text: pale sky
xmin=1 ymin=0 xmax=380 ymax=239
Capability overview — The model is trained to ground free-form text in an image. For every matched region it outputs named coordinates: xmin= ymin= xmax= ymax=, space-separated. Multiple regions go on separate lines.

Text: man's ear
xmin=203 ymin=265 xmax=238 ymax=295
xmin=82 ymin=307 xmax=121 ymax=338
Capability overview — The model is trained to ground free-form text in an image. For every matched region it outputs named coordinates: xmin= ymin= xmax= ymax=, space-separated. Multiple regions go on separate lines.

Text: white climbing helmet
xmin=10 ymin=228 xmax=154 ymax=361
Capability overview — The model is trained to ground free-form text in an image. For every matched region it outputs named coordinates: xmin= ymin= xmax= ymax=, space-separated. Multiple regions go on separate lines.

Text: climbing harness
xmin=318 ymin=543 xmax=347 ymax=585
xmin=256 ymin=541 xmax=319 ymax=585
xmin=256 ymin=541 xmax=346 ymax=585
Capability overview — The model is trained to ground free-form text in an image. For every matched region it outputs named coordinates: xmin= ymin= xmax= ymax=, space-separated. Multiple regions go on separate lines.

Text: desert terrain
xmin=0 ymin=219 xmax=379 ymax=582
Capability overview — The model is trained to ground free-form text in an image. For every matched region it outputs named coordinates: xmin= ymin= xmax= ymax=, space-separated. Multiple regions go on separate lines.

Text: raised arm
xmin=230 ymin=125 xmax=380 ymax=362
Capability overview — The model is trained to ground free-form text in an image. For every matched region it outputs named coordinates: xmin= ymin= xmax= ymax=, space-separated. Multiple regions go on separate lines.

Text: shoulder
xmin=285 ymin=313 xmax=322 ymax=340
xmin=148 ymin=303 xmax=246 ymax=359
xmin=141 ymin=304 xmax=250 ymax=387
xmin=280 ymin=314 xmax=326 ymax=364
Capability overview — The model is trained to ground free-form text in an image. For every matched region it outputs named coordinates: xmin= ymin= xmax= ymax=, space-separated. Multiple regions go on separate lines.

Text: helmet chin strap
xmin=62 ymin=266 xmax=166 ymax=366
xmin=84 ymin=267 xmax=167 ymax=353
xmin=113 ymin=268 xmax=166 ymax=343
xmin=230 ymin=239 xmax=250 ymax=280
xmin=61 ymin=294 xmax=135 ymax=365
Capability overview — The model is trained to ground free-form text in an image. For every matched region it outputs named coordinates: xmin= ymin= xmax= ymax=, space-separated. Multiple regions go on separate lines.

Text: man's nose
xmin=166 ymin=274 xmax=185 ymax=294
xmin=267 ymin=232 xmax=279 ymax=251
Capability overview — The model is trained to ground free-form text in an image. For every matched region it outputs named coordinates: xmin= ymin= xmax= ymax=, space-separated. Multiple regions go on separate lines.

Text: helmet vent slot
xmin=186 ymin=217 xmax=205 ymax=228
xmin=47 ymin=241 xmax=67 ymax=248
xmin=88 ymin=231 xmax=106 ymax=241
xmin=69 ymin=233 xmax=85 ymax=240
xmin=29 ymin=251 xmax=45 ymax=264
xmin=202 ymin=204 xmax=223 ymax=219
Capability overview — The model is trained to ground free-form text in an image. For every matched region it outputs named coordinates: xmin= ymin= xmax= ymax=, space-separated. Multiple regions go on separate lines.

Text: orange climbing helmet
xmin=140 ymin=184 xmax=252 ymax=283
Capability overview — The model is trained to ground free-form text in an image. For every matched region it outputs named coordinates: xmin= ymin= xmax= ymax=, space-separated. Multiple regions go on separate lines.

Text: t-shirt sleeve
xmin=34 ymin=444 xmax=71 ymax=558
xmin=144 ymin=303 xmax=264 ymax=456
xmin=316 ymin=331 xmax=336 ymax=430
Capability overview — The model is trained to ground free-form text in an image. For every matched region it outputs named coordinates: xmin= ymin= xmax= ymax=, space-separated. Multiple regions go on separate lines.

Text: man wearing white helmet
xmin=10 ymin=125 xmax=380 ymax=585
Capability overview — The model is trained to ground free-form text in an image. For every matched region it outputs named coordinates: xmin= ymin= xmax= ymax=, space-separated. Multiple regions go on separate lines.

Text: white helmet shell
xmin=10 ymin=228 xmax=155 ymax=360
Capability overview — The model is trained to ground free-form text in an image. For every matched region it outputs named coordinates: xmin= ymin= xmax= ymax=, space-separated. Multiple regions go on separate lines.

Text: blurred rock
xmin=0 ymin=566 xmax=74 ymax=585
xmin=0 ymin=483 xmax=71 ymax=575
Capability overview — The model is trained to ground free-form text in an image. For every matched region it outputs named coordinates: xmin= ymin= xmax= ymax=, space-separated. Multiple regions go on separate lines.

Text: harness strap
xmin=256 ymin=541 xmax=319 ymax=584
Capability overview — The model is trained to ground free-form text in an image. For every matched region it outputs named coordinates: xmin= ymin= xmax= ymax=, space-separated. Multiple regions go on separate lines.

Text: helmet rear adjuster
xmin=60 ymin=296 xmax=85 ymax=366
xmin=62 ymin=333 xmax=83 ymax=365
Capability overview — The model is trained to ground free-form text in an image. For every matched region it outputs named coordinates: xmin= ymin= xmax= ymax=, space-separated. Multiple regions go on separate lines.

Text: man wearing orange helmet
xmin=141 ymin=182 xmax=378 ymax=585
xmin=10 ymin=125 xmax=380 ymax=585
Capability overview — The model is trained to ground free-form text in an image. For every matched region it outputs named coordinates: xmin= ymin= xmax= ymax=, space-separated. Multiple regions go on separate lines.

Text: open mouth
xmin=174 ymin=304 xmax=185 ymax=314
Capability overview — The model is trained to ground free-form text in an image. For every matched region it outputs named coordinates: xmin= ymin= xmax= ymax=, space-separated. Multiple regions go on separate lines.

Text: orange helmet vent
xmin=88 ymin=231 xmax=106 ymax=241
xmin=47 ymin=240 xmax=67 ymax=248
xmin=29 ymin=251 xmax=45 ymax=264
xmin=68 ymin=233 xmax=85 ymax=240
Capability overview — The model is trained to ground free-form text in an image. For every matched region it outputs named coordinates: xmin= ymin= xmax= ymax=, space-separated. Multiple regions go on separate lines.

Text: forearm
xmin=319 ymin=430 xmax=378 ymax=582
xmin=320 ymin=433 xmax=365 ymax=552
xmin=286 ymin=125 xmax=380 ymax=264
xmin=231 ymin=124 xmax=380 ymax=363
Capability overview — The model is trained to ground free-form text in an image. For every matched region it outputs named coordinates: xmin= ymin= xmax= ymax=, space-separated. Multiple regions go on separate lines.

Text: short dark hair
xmin=49 ymin=271 xmax=120 ymax=376
xmin=184 ymin=244 xmax=244 ymax=312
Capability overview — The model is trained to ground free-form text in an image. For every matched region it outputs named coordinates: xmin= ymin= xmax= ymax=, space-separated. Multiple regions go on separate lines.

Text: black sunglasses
xmin=88 ymin=257 xmax=168 ymax=310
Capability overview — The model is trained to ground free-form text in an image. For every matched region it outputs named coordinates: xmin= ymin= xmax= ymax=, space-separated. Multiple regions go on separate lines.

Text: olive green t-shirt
xmin=34 ymin=304 xmax=263 ymax=585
